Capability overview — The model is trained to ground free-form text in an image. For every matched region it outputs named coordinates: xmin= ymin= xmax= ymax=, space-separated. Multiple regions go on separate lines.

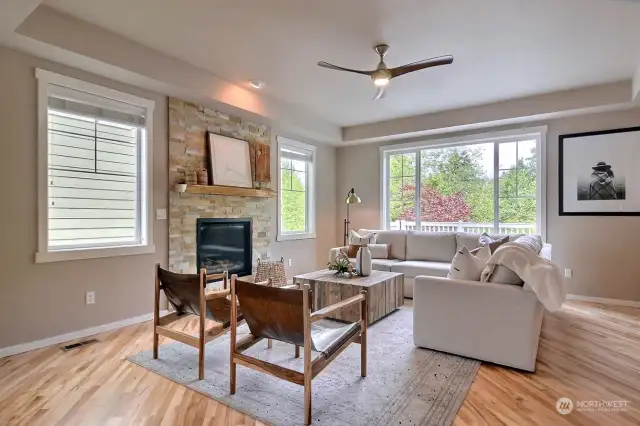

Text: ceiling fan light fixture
xmin=317 ymin=45 xmax=453 ymax=99
xmin=373 ymin=77 xmax=389 ymax=87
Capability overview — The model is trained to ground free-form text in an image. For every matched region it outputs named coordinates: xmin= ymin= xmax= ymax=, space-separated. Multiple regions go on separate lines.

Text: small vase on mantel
xmin=356 ymin=246 xmax=372 ymax=277
xmin=197 ymin=168 xmax=208 ymax=185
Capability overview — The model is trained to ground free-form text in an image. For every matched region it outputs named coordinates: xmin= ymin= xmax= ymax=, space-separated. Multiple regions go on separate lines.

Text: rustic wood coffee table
xmin=293 ymin=269 xmax=404 ymax=324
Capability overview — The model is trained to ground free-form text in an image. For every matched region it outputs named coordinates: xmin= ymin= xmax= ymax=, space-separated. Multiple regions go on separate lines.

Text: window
xmin=277 ymin=137 xmax=316 ymax=241
xmin=36 ymin=69 xmax=155 ymax=262
xmin=381 ymin=128 xmax=546 ymax=238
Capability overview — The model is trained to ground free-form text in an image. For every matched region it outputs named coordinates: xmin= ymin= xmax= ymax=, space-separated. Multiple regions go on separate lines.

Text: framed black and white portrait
xmin=559 ymin=126 xmax=640 ymax=216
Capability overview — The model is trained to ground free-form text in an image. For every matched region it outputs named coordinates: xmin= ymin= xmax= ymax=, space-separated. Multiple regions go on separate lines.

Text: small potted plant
xmin=175 ymin=171 xmax=187 ymax=193
xmin=327 ymin=251 xmax=354 ymax=278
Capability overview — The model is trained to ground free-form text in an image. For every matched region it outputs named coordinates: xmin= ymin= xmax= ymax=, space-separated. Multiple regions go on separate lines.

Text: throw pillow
xmin=347 ymin=244 xmax=361 ymax=258
xmin=487 ymin=265 xmax=524 ymax=286
xmin=478 ymin=233 xmax=509 ymax=253
xmin=448 ymin=245 xmax=491 ymax=281
xmin=367 ymin=244 xmax=389 ymax=259
xmin=513 ymin=234 xmax=543 ymax=254
xmin=349 ymin=230 xmax=377 ymax=245
xmin=484 ymin=235 xmax=543 ymax=286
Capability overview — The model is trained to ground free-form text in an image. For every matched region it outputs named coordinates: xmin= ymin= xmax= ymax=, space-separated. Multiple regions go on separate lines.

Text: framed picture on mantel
xmin=559 ymin=126 xmax=640 ymax=216
xmin=207 ymin=132 xmax=253 ymax=188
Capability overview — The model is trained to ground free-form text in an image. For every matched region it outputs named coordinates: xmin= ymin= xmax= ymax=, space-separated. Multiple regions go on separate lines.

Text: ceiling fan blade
xmin=373 ymin=86 xmax=386 ymax=100
xmin=317 ymin=61 xmax=374 ymax=76
xmin=389 ymin=55 xmax=454 ymax=79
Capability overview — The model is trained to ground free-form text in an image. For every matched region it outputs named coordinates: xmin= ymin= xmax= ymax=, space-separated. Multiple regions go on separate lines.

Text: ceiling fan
xmin=318 ymin=45 xmax=453 ymax=100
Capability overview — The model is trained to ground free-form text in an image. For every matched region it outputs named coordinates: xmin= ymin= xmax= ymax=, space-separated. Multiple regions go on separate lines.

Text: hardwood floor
xmin=1 ymin=301 xmax=639 ymax=425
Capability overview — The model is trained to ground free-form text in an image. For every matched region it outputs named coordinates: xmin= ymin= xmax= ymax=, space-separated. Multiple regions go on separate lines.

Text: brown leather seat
xmin=158 ymin=267 xmax=242 ymax=326
xmin=235 ymin=281 xmax=307 ymax=346
xmin=234 ymin=280 xmax=361 ymax=356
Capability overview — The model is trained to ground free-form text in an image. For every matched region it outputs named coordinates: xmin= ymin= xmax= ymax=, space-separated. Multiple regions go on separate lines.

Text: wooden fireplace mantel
xmin=184 ymin=185 xmax=276 ymax=198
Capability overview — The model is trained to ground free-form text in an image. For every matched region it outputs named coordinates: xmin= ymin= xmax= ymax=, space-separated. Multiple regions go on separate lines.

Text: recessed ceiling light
xmin=250 ymin=80 xmax=265 ymax=89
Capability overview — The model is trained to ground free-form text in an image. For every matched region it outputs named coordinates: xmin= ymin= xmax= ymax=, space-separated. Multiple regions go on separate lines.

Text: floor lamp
xmin=344 ymin=188 xmax=361 ymax=246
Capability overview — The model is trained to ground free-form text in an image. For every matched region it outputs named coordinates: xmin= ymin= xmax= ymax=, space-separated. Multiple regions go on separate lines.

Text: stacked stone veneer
xmin=168 ymin=98 xmax=272 ymax=273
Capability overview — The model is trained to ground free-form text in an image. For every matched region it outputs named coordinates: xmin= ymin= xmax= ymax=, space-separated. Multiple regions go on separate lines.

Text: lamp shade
xmin=345 ymin=188 xmax=361 ymax=204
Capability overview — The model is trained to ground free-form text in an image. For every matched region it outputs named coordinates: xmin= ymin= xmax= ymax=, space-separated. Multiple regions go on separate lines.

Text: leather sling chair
xmin=153 ymin=263 xmax=243 ymax=380
xmin=229 ymin=275 xmax=368 ymax=425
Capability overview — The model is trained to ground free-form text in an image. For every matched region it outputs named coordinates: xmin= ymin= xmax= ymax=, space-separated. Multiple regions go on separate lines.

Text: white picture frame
xmin=207 ymin=132 xmax=253 ymax=188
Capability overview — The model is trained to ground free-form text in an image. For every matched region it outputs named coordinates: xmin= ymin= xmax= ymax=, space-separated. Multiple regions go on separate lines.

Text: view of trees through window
xmin=280 ymin=157 xmax=307 ymax=232
xmin=387 ymin=140 xmax=537 ymax=234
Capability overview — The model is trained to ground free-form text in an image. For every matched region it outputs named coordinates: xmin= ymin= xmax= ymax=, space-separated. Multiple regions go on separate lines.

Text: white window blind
xmin=47 ymin=86 xmax=145 ymax=250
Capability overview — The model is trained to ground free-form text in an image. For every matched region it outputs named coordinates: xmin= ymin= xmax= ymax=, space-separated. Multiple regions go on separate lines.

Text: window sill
xmin=276 ymin=232 xmax=316 ymax=242
xmin=35 ymin=244 xmax=156 ymax=263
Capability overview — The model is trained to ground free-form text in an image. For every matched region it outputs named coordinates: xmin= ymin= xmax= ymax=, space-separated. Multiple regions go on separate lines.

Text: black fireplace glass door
xmin=196 ymin=218 xmax=252 ymax=277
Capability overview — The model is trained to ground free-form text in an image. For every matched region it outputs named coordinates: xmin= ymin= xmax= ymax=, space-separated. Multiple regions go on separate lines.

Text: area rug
xmin=128 ymin=306 xmax=480 ymax=426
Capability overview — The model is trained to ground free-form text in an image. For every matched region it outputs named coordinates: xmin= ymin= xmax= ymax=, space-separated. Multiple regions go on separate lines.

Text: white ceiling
xmin=45 ymin=0 xmax=640 ymax=127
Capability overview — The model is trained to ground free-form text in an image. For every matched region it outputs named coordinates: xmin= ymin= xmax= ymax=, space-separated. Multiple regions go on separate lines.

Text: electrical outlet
xmin=288 ymin=258 xmax=292 ymax=267
xmin=564 ymin=268 xmax=572 ymax=279
xmin=156 ymin=209 xmax=167 ymax=220
xmin=86 ymin=291 xmax=96 ymax=305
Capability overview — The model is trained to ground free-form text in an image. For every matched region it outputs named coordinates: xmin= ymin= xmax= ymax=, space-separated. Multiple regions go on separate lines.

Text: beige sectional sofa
xmin=330 ymin=228 xmax=551 ymax=371
xmin=330 ymin=228 xmax=524 ymax=298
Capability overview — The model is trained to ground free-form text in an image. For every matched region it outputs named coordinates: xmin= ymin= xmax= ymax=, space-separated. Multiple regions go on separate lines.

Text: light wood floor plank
xmin=0 ymin=301 xmax=638 ymax=425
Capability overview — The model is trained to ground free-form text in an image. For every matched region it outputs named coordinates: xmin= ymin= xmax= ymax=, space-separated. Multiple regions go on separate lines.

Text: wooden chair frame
xmin=153 ymin=263 xmax=231 ymax=380
xmin=229 ymin=276 xmax=367 ymax=425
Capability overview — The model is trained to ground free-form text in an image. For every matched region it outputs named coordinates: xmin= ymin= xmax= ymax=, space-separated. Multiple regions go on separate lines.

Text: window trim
xmin=276 ymin=136 xmax=316 ymax=241
xmin=35 ymin=69 xmax=156 ymax=263
xmin=380 ymin=127 xmax=547 ymax=240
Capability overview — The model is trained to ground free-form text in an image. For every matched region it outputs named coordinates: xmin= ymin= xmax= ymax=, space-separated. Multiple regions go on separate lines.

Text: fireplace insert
xmin=196 ymin=218 xmax=252 ymax=277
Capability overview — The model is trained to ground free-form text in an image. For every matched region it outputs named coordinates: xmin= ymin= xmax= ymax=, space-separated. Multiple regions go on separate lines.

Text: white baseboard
xmin=566 ymin=294 xmax=640 ymax=308
xmin=0 ymin=310 xmax=168 ymax=359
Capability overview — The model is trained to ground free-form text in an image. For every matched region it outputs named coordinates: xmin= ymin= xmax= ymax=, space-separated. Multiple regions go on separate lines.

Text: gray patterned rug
xmin=128 ymin=306 xmax=480 ymax=426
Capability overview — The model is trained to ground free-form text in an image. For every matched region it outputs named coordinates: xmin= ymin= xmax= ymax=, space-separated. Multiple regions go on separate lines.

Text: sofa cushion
xmin=367 ymin=244 xmax=390 ymax=259
xmin=359 ymin=229 xmax=407 ymax=260
xmin=455 ymin=232 xmax=482 ymax=251
xmin=348 ymin=258 xmax=401 ymax=272
xmin=406 ymin=231 xmax=456 ymax=262
xmin=391 ymin=260 xmax=450 ymax=278
xmin=372 ymin=259 xmax=403 ymax=272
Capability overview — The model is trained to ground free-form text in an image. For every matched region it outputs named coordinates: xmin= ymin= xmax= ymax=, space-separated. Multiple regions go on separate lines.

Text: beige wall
xmin=337 ymin=108 xmax=640 ymax=301
xmin=0 ymin=46 xmax=168 ymax=349
xmin=0 ymin=46 xmax=337 ymax=349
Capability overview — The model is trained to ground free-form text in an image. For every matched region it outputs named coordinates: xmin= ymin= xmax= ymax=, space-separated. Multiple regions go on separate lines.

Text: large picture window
xmin=382 ymin=128 xmax=546 ymax=237
xmin=277 ymin=137 xmax=316 ymax=241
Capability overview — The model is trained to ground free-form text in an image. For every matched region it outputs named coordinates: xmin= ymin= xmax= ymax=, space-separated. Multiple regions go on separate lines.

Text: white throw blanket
xmin=481 ymin=243 xmax=566 ymax=312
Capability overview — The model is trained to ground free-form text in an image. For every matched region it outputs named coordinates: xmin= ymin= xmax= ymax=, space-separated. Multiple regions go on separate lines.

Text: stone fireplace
xmin=168 ymin=98 xmax=272 ymax=273
xmin=196 ymin=218 xmax=252 ymax=277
